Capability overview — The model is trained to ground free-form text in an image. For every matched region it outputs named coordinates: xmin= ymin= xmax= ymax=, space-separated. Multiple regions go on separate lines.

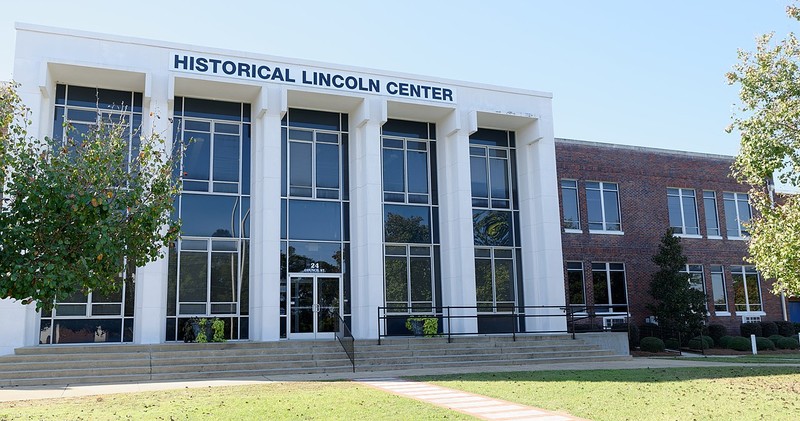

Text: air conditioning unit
xmin=603 ymin=316 xmax=627 ymax=329
xmin=742 ymin=315 xmax=762 ymax=324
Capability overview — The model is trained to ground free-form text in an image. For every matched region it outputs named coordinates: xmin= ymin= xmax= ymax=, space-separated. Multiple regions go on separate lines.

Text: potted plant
xmin=183 ymin=317 xmax=226 ymax=343
xmin=405 ymin=317 xmax=438 ymax=337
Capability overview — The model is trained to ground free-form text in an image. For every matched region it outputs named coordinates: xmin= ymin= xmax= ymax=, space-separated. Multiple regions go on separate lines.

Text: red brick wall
xmin=555 ymin=139 xmax=785 ymax=333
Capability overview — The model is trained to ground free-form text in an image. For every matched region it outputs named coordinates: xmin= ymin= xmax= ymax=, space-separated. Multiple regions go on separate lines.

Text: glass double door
xmin=289 ymin=274 xmax=341 ymax=339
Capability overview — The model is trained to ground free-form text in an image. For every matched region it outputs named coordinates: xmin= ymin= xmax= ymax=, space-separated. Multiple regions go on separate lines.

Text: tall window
xmin=566 ymin=262 xmax=585 ymax=306
xmin=710 ymin=265 xmax=728 ymax=313
xmin=592 ymin=262 xmax=627 ymax=313
xmin=168 ymin=97 xmax=251 ymax=341
xmin=382 ymin=119 xmax=440 ymax=313
xmin=280 ymin=108 xmax=350 ymax=337
xmin=586 ymin=181 xmax=621 ymax=232
xmin=681 ymin=264 xmax=705 ymax=294
xmin=40 ymin=84 xmax=141 ymax=344
xmin=560 ymin=179 xmax=580 ymax=230
xmin=724 ymin=192 xmax=751 ymax=238
xmin=470 ymin=128 xmax=522 ymax=316
xmin=731 ymin=265 xmax=762 ymax=312
xmin=703 ymin=191 xmax=721 ymax=237
xmin=668 ymin=188 xmax=699 ymax=235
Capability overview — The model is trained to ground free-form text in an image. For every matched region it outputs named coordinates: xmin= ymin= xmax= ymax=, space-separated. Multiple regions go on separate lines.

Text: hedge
xmin=775 ymin=321 xmax=796 ymax=337
xmin=760 ymin=321 xmax=779 ymax=338
xmin=776 ymin=337 xmax=800 ymax=350
xmin=664 ymin=338 xmax=681 ymax=350
xmin=718 ymin=335 xmax=736 ymax=349
xmin=707 ymin=324 xmax=727 ymax=344
xmin=640 ymin=336 xmax=666 ymax=353
xmin=756 ymin=337 xmax=776 ymax=351
xmin=740 ymin=322 xmax=762 ymax=337
xmin=728 ymin=336 xmax=751 ymax=351
xmin=768 ymin=335 xmax=784 ymax=346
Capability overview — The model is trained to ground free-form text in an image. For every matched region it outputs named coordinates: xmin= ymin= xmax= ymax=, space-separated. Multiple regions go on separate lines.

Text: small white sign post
xmin=750 ymin=334 xmax=757 ymax=355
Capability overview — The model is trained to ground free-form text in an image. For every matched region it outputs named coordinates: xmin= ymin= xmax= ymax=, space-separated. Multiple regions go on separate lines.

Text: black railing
xmin=335 ymin=314 xmax=355 ymax=372
xmin=378 ymin=305 xmax=624 ymax=344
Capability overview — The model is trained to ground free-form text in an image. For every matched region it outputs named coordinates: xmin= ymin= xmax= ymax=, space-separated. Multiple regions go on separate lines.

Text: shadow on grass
xmin=409 ymin=366 xmax=800 ymax=384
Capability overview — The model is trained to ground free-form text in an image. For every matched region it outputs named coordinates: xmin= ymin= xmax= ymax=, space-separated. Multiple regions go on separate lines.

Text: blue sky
xmin=1 ymin=1 xmax=796 ymax=156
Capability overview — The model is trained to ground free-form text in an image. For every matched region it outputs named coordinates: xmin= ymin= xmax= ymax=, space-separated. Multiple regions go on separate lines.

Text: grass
xmin=417 ymin=366 xmax=800 ymax=421
xmin=0 ymin=382 xmax=473 ymax=421
xmin=679 ymin=353 xmax=800 ymax=364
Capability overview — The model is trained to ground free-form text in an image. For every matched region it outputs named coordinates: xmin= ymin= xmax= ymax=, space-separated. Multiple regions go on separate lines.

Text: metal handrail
xmin=335 ymin=314 xmax=355 ymax=372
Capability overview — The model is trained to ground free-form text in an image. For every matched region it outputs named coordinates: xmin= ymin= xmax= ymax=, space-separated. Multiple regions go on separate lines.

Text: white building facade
xmin=0 ymin=24 xmax=566 ymax=355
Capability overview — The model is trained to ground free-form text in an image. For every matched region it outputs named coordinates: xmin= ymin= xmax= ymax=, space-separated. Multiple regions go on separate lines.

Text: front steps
xmin=0 ymin=334 xmax=629 ymax=387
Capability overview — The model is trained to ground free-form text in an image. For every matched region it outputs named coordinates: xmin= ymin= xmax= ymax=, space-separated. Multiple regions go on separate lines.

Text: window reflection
xmin=384 ymin=205 xmax=430 ymax=243
xmin=288 ymin=200 xmax=341 ymax=241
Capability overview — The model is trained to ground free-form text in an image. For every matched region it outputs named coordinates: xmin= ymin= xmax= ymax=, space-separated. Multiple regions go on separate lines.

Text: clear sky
xmin=1 ymin=1 xmax=796 ymax=156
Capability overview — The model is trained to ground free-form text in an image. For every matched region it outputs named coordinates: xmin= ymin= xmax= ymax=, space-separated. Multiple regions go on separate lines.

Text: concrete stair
xmin=0 ymin=334 xmax=629 ymax=387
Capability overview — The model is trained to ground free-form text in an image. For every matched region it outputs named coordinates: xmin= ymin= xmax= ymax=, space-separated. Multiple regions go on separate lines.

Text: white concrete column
xmin=436 ymin=110 xmax=478 ymax=333
xmin=349 ymin=98 xmax=387 ymax=339
xmin=133 ymin=73 xmax=171 ymax=344
xmin=516 ymin=118 xmax=567 ymax=332
xmin=249 ymin=86 xmax=285 ymax=341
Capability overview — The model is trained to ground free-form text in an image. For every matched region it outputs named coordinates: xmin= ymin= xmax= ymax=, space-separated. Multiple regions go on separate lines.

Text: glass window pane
xmin=213 ymin=134 xmax=240 ymax=183
xmin=593 ymin=270 xmax=610 ymax=305
xmin=287 ymin=242 xmax=342 ymax=273
xmin=682 ymin=196 xmax=699 ymax=235
xmin=746 ymin=273 xmax=761 ymax=311
xmin=475 ymin=259 xmax=493 ymax=303
xmin=289 ymin=142 xmax=312 ymax=188
xmin=180 ymin=195 xmax=239 ymax=237
xmin=711 ymin=271 xmax=727 ymax=311
xmin=603 ymin=190 xmax=620 ymax=230
xmin=737 ymin=199 xmax=751 ymax=235
xmin=288 ymin=200 xmax=341 ymax=241
xmin=384 ymin=205 xmax=430 ymax=243
xmin=385 ymin=257 xmax=408 ymax=303
xmin=316 ymin=143 xmax=340 ymax=189
xmin=183 ymin=131 xmax=210 ymax=181
xmin=567 ymin=268 xmax=585 ymax=305
xmin=383 ymin=148 xmax=405 ymax=193
xmin=704 ymin=193 xmax=720 ymax=236
xmin=407 ymin=150 xmax=429 ymax=194
xmin=587 ymin=189 xmax=603 ymax=230
xmin=472 ymin=209 xmax=512 ymax=246
xmin=724 ymin=197 xmax=740 ymax=237
xmin=668 ymin=195 xmax=683 ymax=233
xmin=410 ymin=257 xmax=432 ymax=302
xmin=470 ymin=156 xmax=488 ymax=199
xmin=610 ymin=271 xmax=627 ymax=305
xmin=494 ymin=259 xmax=514 ymax=302
xmin=562 ymin=184 xmax=580 ymax=229
xmin=210 ymin=252 xmax=237 ymax=302
xmin=179 ymin=252 xmax=208 ymax=302
xmin=489 ymin=158 xmax=509 ymax=200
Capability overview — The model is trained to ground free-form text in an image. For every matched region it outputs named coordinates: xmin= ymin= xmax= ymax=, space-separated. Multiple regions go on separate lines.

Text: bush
xmin=718 ymin=335 xmax=737 ymax=349
xmin=740 ymin=322 xmax=762 ymax=337
xmin=776 ymin=337 xmax=800 ymax=350
xmin=756 ymin=337 xmax=776 ymax=351
xmin=707 ymin=324 xmax=728 ymax=345
xmin=664 ymin=338 xmax=681 ymax=350
xmin=775 ymin=321 xmax=796 ymax=337
xmin=640 ymin=336 xmax=666 ymax=353
xmin=639 ymin=322 xmax=660 ymax=338
xmin=728 ymin=336 xmax=752 ymax=351
xmin=687 ymin=335 xmax=713 ymax=350
xmin=760 ymin=321 xmax=779 ymax=338
xmin=768 ymin=334 xmax=784 ymax=346
xmin=794 ymin=322 xmax=800 ymax=334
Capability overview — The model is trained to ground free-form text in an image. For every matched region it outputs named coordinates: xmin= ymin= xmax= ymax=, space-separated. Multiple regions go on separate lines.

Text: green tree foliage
xmin=0 ymin=82 xmax=180 ymax=310
xmin=648 ymin=229 xmax=707 ymax=336
xmin=727 ymin=3 xmax=800 ymax=295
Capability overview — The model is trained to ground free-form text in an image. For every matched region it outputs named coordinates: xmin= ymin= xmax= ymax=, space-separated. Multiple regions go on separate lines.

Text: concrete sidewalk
xmin=2 ymin=357 xmax=795 ymax=403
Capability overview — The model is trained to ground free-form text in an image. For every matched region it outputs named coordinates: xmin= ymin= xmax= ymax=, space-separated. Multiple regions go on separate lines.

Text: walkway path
xmin=356 ymin=377 xmax=585 ymax=421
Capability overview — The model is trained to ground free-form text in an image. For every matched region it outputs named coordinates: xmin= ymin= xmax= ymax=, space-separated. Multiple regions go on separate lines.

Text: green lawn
xmin=418 ymin=366 xmax=800 ymax=421
xmin=0 ymin=382 xmax=473 ymax=421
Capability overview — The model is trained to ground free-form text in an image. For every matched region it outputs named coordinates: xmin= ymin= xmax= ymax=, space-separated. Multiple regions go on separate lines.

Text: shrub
xmin=728 ymin=336 xmax=751 ymax=351
xmin=756 ymin=337 xmax=775 ymax=351
xmin=718 ymin=335 xmax=737 ymax=349
xmin=664 ymin=338 xmax=681 ymax=350
xmin=775 ymin=321 xmax=796 ymax=337
xmin=687 ymin=335 xmax=713 ymax=350
xmin=794 ymin=323 xmax=800 ymax=334
xmin=639 ymin=322 xmax=660 ymax=338
xmin=707 ymin=324 xmax=728 ymax=345
xmin=760 ymin=321 xmax=779 ymax=338
xmin=740 ymin=322 xmax=762 ymax=337
xmin=776 ymin=337 xmax=800 ymax=350
xmin=768 ymin=334 xmax=784 ymax=346
xmin=640 ymin=336 xmax=666 ymax=353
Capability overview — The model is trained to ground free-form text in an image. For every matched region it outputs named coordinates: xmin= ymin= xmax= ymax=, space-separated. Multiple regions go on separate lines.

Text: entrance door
xmin=288 ymin=275 xmax=342 ymax=339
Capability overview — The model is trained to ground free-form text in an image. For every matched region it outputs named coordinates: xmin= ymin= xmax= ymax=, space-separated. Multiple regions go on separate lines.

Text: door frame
xmin=287 ymin=273 xmax=343 ymax=339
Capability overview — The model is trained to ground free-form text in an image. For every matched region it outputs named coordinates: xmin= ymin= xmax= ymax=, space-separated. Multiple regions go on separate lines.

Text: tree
xmin=647 ymin=229 xmax=707 ymax=336
xmin=727 ymin=3 xmax=800 ymax=296
xmin=0 ymin=82 xmax=180 ymax=310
